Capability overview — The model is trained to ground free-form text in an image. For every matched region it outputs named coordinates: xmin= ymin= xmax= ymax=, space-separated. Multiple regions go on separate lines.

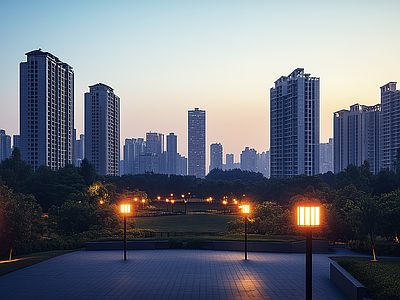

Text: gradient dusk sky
xmin=1 ymin=0 xmax=400 ymax=166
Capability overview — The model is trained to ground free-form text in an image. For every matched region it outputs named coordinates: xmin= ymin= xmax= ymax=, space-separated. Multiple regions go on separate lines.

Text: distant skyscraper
xmin=257 ymin=151 xmax=270 ymax=178
xmin=210 ymin=143 xmax=223 ymax=172
xmin=123 ymin=138 xmax=145 ymax=175
xmin=188 ymin=108 xmax=206 ymax=178
xmin=12 ymin=135 xmax=20 ymax=150
xmin=146 ymin=132 xmax=164 ymax=155
xmin=270 ymin=68 xmax=320 ymax=178
xmin=167 ymin=133 xmax=177 ymax=175
xmin=85 ymin=83 xmax=120 ymax=176
xmin=20 ymin=49 xmax=74 ymax=171
xmin=75 ymin=134 xmax=85 ymax=166
xmin=334 ymin=104 xmax=380 ymax=173
xmin=224 ymin=153 xmax=234 ymax=170
xmin=380 ymin=82 xmax=400 ymax=170
xmin=319 ymin=138 xmax=334 ymax=174
xmin=240 ymin=147 xmax=257 ymax=172
xmin=177 ymin=154 xmax=188 ymax=176
xmin=0 ymin=129 xmax=11 ymax=161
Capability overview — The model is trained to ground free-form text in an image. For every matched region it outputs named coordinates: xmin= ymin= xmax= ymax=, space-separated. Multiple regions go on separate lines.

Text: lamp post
xmin=157 ymin=196 xmax=161 ymax=209
xmin=241 ymin=204 xmax=250 ymax=260
xmin=120 ymin=204 xmax=131 ymax=261
xmin=182 ymin=194 xmax=187 ymax=214
xmin=297 ymin=205 xmax=320 ymax=300
xmin=171 ymin=199 xmax=175 ymax=213
xmin=222 ymin=199 xmax=227 ymax=214
xmin=142 ymin=199 xmax=146 ymax=210
xmin=166 ymin=198 xmax=169 ymax=212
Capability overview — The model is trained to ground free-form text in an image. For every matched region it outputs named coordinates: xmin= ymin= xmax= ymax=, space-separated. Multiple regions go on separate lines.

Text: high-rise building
xmin=123 ymin=138 xmax=145 ymax=175
xmin=210 ymin=143 xmax=223 ymax=172
xmin=20 ymin=49 xmax=74 ymax=171
xmin=334 ymin=104 xmax=380 ymax=173
xmin=146 ymin=132 xmax=164 ymax=155
xmin=167 ymin=133 xmax=177 ymax=175
xmin=225 ymin=154 xmax=234 ymax=170
xmin=177 ymin=154 xmax=187 ymax=176
xmin=380 ymin=82 xmax=400 ymax=170
xmin=0 ymin=129 xmax=11 ymax=161
xmin=12 ymin=135 xmax=20 ymax=150
xmin=188 ymin=108 xmax=206 ymax=178
xmin=240 ymin=147 xmax=257 ymax=172
xmin=257 ymin=151 xmax=270 ymax=178
xmin=319 ymin=138 xmax=334 ymax=174
xmin=75 ymin=134 xmax=85 ymax=166
xmin=270 ymin=68 xmax=320 ymax=177
xmin=84 ymin=83 xmax=120 ymax=176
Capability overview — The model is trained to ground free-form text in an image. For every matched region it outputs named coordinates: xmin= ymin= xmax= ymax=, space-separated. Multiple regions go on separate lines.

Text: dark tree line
xmin=3 ymin=147 xmax=400 ymax=258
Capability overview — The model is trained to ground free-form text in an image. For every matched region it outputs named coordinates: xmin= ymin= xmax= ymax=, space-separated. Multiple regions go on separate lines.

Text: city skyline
xmin=1 ymin=1 xmax=400 ymax=166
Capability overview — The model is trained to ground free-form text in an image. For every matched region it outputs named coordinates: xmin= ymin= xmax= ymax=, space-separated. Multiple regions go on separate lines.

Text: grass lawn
xmin=331 ymin=256 xmax=400 ymax=300
xmin=0 ymin=249 xmax=80 ymax=277
xmin=135 ymin=213 xmax=239 ymax=232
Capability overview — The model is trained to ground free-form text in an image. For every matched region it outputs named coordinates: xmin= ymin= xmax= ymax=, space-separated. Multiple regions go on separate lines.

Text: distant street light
xmin=241 ymin=204 xmax=251 ymax=260
xmin=157 ymin=196 xmax=161 ymax=209
xmin=142 ymin=199 xmax=146 ymax=210
xmin=171 ymin=199 xmax=175 ymax=213
xmin=120 ymin=204 xmax=132 ymax=261
xmin=297 ymin=204 xmax=321 ymax=300
xmin=222 ymin=199 xmax=227 ymax=214
xmin=166 ymin=198 xmax=169 ymax=212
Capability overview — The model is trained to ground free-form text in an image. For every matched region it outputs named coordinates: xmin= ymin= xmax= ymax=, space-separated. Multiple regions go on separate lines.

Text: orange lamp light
xmin=120 ymin=204 xmax=131 ymax=214
xmin=297 ymin=205 xmax=320 ymax=227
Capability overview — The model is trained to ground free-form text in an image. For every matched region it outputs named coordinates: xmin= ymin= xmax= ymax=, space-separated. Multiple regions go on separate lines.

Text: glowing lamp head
xmin=142 ymin=199 xmax=145 ymax=203
xmin=223 ymin=200 xmax=227 ymax=205
xmin=120 ymin=204 xmax=131 ymax=214
xmin=241 ymin=204 xmax=250 ymax=214
xmin=297 ymin=205 xmax=320 ymax=227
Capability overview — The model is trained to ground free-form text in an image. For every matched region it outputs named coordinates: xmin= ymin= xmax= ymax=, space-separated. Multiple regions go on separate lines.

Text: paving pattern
xmin=0 ymin=248 xmax=356 ymax=300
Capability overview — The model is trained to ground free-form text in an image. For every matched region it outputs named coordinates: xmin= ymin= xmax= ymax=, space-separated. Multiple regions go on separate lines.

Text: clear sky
xmin=1 ymin=0 xmax=400 ymax=167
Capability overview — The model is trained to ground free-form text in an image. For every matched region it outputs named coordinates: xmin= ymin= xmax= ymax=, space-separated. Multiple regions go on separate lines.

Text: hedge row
xmin=13 ymin=228 xmax=156 ymax=256
xmin=349 ymin=240 xmax=400 ymax=256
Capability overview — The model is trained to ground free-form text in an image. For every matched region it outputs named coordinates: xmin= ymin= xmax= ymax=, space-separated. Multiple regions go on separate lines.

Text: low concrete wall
xmin=330 ymin=261 xmax=371 ymax=300
xmin=86 ymin=240 xmax=169 ymax=250
xmin=202 ymin=240 xmax=328 ymax=253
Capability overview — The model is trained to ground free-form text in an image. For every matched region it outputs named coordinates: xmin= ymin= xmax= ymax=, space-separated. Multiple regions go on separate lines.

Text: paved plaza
xmin=0 ymin=248 xmax=358 ymax=300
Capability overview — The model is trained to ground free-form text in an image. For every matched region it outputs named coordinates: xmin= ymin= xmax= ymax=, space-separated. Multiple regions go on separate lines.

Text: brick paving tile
xmin=0 ymin=248 xmax=355 ymax=300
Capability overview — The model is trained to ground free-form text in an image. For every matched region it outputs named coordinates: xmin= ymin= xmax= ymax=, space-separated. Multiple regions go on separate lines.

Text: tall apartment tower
xmin=225 ymin=154 xmax=234 ymax=170
xmin=167 ymin=133 xmax=177 ymax=175
xmin=123 ymin=138 xmax=146 ymax=175
xmin=188 ymin=108 xmax=206 ymax=178
xmin=210 ymin=143 xmax=223 ymax=171
xmin=319 ymin=138 xmax=334 ymax=174
xmin=0 ymin=129 xmax=11 ymax=162
xmin=380 ymin=82 xmax=400 ymax=170
xmin=334 ymin=104 xmax=380 ymax=173
xmin=240 ymin=147 xmax=257 ymax=172
xmin=270 ymin=68 xmax=320 ymax=178
xmin=84 ymin=83 xmax=120 ymax=176
xmin=20 ymin=49 xmax=74 ymax=171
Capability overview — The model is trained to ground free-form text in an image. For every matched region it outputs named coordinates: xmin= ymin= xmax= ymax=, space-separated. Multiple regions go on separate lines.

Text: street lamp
xmin=181 ymin=194 xmax=187 ymax=214
xmin=297 ymin=204 xmax=320 ymax=300
xmin=157 ymin=196 xmax=161 ymax=209
xmin=222 ymin=199 xmax=227 ymax=214
xmin=142 ymin=199 xmax=146 ymax=210
xmin=120 ymin=204 xmax=131 ymax=261
xmin=171 ymin=199 xmax=175 ymax=213
xmin=241 ymin=204 xmax=250 ymax=260
xmin=166 ymin=198 xmax=169 ymax=212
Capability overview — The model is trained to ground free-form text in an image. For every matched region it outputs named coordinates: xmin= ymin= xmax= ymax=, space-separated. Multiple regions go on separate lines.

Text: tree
xmin=378 ymin=189 xmax=400 ymax=241
xmin=0 ymin=183 xmax=43 ymax=258
xmin=0 ymin=148 xmax=33 ymax=192
xmin=49 ymin=193 xmax=93 ymax=236
xmin=79 ymin=158 xmax=102 ymax=186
